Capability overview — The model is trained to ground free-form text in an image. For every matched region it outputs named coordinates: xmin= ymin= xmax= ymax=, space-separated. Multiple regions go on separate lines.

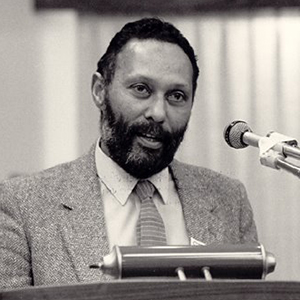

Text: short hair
xmin=96 ymin=18 xmax=199 ymax=95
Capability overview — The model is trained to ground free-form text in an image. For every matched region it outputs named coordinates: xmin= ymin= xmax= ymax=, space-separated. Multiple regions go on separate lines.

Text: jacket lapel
xmin=59 ymin=145 xmax=110 ymax=282
xmin=170 ymin=160 xmax=225 ymax=245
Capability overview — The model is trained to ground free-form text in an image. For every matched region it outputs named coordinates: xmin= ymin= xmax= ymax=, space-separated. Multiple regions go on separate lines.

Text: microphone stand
xmin=275 ymin=157 xmax=300 ymax=179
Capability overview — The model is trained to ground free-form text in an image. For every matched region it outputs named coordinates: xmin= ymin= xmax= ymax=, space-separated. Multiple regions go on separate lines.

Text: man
xmin=0 ymin=18 xmax=257 ymax=289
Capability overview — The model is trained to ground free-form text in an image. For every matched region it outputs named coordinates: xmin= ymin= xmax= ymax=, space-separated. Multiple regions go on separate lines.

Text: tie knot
xmin=135 ymin=180 xmax=155 ymax=201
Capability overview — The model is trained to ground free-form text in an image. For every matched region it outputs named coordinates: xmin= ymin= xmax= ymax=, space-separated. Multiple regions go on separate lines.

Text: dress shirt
xmin=95 ymin=140 xmax=189 ymax=250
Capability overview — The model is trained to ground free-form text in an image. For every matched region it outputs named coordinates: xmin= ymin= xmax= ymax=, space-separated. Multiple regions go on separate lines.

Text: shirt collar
xmin=95 ymin=139 xmax=169 ymax=205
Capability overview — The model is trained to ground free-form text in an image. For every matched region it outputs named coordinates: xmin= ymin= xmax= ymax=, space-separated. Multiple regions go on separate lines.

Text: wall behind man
xmin=1 ymin=0 xmax=300 ymax=281
xmin=0 ymin=1 xmax=44 ymax=179
xmin=0 ymin=1 xmax=91 ymax=180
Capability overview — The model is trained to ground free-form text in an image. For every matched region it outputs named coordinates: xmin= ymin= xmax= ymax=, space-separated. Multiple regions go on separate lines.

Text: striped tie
xmin=135 ymin=180 xmax=167 ymax=246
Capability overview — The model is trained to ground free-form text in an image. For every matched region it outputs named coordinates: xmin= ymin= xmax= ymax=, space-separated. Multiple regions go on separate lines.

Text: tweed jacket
xmin=0 ymin=145 xmax=257 ymax=290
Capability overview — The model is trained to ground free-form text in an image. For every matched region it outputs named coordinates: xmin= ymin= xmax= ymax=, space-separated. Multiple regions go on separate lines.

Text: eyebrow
xmin=125 ymin=74 xmax=191 ymax=90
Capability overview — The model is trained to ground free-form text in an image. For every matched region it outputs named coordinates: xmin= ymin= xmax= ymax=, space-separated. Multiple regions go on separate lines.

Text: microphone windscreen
xmin=224 ymin=120 xmax=252 ymax=149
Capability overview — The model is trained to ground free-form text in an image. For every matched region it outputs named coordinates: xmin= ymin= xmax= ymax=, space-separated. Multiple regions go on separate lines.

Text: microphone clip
xmin=259 ymin=131 xmax=298 ymax=170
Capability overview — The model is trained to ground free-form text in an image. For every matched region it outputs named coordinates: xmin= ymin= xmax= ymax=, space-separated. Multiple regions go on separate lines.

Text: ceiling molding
xmin=35 ymin=0 xmax=300 ymax=14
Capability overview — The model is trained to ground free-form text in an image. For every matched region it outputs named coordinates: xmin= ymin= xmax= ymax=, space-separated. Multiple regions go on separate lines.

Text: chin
xmin=126 ymin=145 xmax=157 ymax=165
xmin=123 ymin=146 xmax=167 ymax=178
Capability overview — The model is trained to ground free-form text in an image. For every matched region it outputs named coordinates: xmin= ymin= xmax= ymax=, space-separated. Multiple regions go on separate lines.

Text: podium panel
xmin=2 ymin=280 xmax=300 ymax=300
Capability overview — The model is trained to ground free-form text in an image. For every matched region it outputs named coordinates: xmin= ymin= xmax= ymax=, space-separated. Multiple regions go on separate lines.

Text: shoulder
xmin=170 ymin=159 xmax=249 ymax=209
xmin=0 ymin=144 xmax=96 ymax=208
xmin=171 ymin=159 xmax=244 ymax=191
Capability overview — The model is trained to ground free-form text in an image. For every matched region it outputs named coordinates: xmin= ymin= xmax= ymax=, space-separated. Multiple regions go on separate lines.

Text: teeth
xmin=137 ymin=134 xmax=163 ymax=149
xmin=139 ymin=133 xmax=162 ymax=142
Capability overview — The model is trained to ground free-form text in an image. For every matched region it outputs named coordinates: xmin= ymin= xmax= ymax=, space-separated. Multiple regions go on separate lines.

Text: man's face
xmin=98 ymin=39 xmax=194 ymax=178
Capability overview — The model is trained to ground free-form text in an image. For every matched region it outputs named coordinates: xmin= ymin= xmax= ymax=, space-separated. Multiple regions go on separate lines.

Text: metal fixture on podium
xmin=90 ymin=244 xmax=276 ymax=280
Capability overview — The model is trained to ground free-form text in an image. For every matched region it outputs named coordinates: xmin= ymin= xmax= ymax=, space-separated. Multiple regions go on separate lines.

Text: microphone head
xmin=224 ymin=120 xmax=252 ymax=149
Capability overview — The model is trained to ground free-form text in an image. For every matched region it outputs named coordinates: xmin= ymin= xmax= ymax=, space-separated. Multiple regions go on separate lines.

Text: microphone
xmin=90 ymin=244 xmax=276 ymax=280
xmin=224 ymin=120 xmax=300 ymax=160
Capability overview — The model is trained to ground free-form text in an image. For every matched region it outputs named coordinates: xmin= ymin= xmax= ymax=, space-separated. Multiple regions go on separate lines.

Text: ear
xmin=91 ymin=72 xmax=106 ymax=109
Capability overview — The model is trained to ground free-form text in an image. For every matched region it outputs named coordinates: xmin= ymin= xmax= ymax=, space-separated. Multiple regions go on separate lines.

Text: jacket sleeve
xmin=0 ymin=181 xmax=33 ymax=289
xmin=237 ymin=182 xmax=258 ymax=243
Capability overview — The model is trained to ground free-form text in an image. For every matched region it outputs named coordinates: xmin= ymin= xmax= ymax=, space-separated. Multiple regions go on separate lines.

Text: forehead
xmin=114 ymin=39 xmax=193 ymax=86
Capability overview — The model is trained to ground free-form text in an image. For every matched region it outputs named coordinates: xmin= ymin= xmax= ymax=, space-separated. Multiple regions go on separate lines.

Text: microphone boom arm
xmin=275 ymin=157 xmax=300 ymax=178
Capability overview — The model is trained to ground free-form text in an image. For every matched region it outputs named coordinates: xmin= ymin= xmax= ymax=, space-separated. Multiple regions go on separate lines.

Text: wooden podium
xmin=2 ymin=280 xmax=300 ymax=300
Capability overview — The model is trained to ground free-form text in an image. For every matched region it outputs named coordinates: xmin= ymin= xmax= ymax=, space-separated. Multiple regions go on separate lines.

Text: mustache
xmin=126 ymin=121 xmax=171 ymax=141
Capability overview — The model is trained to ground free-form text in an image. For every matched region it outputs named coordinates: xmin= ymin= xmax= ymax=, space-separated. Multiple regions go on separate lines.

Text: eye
xmin=167 ymin=91 xmax=187 ymax=104
xmin=130 ymin=83 xmax=151 ymax=98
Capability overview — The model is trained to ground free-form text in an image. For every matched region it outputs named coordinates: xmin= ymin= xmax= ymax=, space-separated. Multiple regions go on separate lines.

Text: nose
xmin=144 ymin=97 xmax=167 ymax=123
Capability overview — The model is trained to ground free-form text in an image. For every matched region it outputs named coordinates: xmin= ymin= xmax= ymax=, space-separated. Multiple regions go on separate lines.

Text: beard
xmin=100 ymin=95 xmax=188 ymax=179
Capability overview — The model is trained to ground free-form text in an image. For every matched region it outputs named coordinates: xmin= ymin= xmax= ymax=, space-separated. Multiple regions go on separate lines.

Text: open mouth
xmin=136 ymin=133 xmax=163 ymax=149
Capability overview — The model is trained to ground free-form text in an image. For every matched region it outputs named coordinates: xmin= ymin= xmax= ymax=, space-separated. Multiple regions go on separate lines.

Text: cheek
xmin=110 ymin=100 xmax=144 ymax=123
xmin=110 ymin=96 xmax=147 ymax=122
xmin=167 ymin=108 xmax=191 ymax=131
